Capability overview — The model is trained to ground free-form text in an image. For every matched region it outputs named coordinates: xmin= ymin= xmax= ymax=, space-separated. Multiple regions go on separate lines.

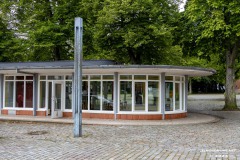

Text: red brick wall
xmin=2 ymin=109 xmax=187 ymax=120
xmin=16 ymin=110 xmax=33 ymax=115
xmin=117 ymin=113 xmax=187 ymax=120
xmin=1 ymin=109 xmax=8 ymax=115
xmin=63 ymin=112 xmax=72 ymax=117
xmin=36 ymin=111 xmax=47 ymax=116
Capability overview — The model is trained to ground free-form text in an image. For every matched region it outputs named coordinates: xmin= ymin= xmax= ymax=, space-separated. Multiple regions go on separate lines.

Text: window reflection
xmin=148 ymin=82 xmax=159 ymax=111
xmin=165 ymin=82 xmax=173 ymax=111
xmin=175 ymin=83 xmax=180 ymax=110
xmin=39 ymin=81 xmax=46 ymax=108
xmin=65 ymin=81 xmax=72 ymax=109
xmin=120 ymin=81 xmax=132 ymax=111
xmin=16 ymin=81 xmax=24 ymax=107
xmin=25 ymin=81 xmax=33 ymax=108
xmin=5 ymin=82 xmax=14 ymax=107
xmin=102 ymin=81 xmax=113 ymax=111
xmin=82 ymin=81 xmax=88 ymax=110
xmin=135 ymin=82 xmax=145 ymax=111
xmin=90 ymin=81 xmax=101 ymax=110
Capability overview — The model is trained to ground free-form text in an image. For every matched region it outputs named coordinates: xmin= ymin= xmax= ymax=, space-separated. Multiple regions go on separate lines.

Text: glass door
xmin=51 ymin=82 xmax=63 ymax=118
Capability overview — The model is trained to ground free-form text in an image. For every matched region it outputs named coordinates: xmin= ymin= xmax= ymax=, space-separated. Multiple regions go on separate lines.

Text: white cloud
xmin=179 ymin=0 xmax=187 ymax=12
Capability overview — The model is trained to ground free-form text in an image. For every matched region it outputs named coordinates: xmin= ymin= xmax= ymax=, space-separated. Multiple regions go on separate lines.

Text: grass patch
xmin=27 ymin=131 xmax=48 ymax=135
xmin=213 ymin=108 xmax=240 ymax=111
xmin=222 ymin=108 xmax=240 ymax=111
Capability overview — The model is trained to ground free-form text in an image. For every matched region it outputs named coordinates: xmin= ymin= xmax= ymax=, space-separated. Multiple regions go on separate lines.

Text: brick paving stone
xmin=1 ymin=101 xmax=240 ymax=160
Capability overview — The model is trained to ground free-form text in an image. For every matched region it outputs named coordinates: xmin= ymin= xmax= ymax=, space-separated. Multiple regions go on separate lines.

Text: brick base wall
xmin=117 ymin=112 xmax=187 ymax=120
xmin=36 ymin=111 xmax=47 ymax=116
xmin=1 ymin=109 xmax=187 ymax=120
xmin=16 ymin=110 xmax=33 ymax=115
xmin=1 ymin=109 xmax=8 ymax=115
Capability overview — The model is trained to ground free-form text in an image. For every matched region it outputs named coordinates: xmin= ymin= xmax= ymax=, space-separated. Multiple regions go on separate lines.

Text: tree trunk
xmin=224 ymin=43 xmax=239 ymax=110
xmin=53 ymin=46 xmax=61 ymax=60
xmin=127 ymin=48 xmax=141 ymax=64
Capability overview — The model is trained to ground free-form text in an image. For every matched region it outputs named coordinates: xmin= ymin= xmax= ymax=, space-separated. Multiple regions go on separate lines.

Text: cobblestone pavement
xmin=1 ymin=94 xmax=240 ymax=160
xmin=0 ymin=118 xmax=240 ymax=160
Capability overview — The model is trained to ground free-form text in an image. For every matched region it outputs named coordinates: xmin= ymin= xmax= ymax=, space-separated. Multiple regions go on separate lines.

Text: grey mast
xmin=73 ymin=17 xmax=83 ymax=137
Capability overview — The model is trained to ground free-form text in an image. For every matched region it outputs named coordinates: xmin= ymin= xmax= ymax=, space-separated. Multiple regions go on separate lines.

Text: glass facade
xmin=39 ymin=81 xmax=46 ymax=108
xmin=5 ymin=81 xmax=14 ymax=107
xmin=25 ymin=81 xmax=33 ymax=108
xmin=120 ymin=81 xmax=132 ymax=111
xmin=65 ymin=81 xmax=72 ymax=109
xmin=175 ymin=83 xmax=180 ymax=110
xmin=120 ymin=75 xmax=162 ymax=112
xmin=82 ymin=81 xmax=88 ymax=110
xmin=148 ymin=81 xmax=159 ymax=111
xmin=165 ymin=82 xmax=173 ymax=111
xmin=3 ymin=74 xmax=186 ymax=114
xmin=90 ymin=81 xmax=101 ymax=110
xmin=165 ymin=76 xmax=185 ymax=112
xmin=102 ymin=81 xmax=114 ymax=111
xmin=4 ymin=76 xmax=33 ymax=108
xmin=134 ymin=82 xmax=145 ymax=111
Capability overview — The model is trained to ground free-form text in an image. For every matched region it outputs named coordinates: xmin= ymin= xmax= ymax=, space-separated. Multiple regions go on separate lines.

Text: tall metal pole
xmin=73 ymin=17 xmax=83 ymax=137
xmin=161 ymin=73 xmax=165 ymax=120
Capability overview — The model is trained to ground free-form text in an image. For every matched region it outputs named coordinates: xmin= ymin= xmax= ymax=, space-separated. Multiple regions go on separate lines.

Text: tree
xmin=0 ymin=0 xmax=80 ymax=61
xmin=184 ymin=0 xmax=240 ymax=109
xmin=1 ymin=0 xmax=184 ymax=64
xmin=0 ymin=17 xmax=20 ymax=61
xmin=90 ymin=0 xmax=183 ymax=64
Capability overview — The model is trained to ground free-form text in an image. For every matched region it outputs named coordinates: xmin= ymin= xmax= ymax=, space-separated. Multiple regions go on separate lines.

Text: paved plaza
xmin=0 ymin=94 xmax=240 ymax=160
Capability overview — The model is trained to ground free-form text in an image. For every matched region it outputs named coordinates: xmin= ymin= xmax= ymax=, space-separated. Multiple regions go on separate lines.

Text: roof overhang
xmin=0 ymin=63 xmax=216 ymax=77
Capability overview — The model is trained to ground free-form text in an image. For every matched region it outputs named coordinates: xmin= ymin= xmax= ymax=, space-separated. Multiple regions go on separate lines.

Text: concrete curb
xmin=0 ymin=113 xmax=220 ymax=126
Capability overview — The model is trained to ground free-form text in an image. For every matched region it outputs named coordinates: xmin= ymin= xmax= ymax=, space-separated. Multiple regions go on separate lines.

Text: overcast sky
xmin=179 ymin=0 xmax=187 ymax=12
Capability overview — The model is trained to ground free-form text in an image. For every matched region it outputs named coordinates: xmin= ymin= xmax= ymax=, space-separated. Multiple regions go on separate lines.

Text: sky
xmin=179 ymin=0 xmax=187 ymax=12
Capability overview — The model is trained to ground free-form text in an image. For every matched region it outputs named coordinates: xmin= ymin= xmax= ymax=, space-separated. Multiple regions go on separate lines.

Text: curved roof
xmin=0 ymin=60 xmax=216 ymax=77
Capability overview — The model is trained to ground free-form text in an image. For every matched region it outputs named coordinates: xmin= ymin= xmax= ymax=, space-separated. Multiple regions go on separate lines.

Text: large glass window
xmin=120 ymin=75 xmax=162 ymax=112
xmin=182 ymin=78 xmax=185 ymax=111
xmin=38 ymin=75 xmax=115 ymax=112
xmin=39 ymin=81 xmax=46 ymax=108
xmin=102 ymin=81 xmax=113 ymax=111
xmin=120 ymin=81 xmax=132 ymax=111
xmin=48 ymin=82 xmax=52 ymax=112
xmin=25 ymin=81 xmax=33 ymax=108
xmin=82 ymin=81 xmax=88 ymax=110
xmin=134 ymin=82 xmax=145 ymax=111
xmin=16 ymin=81 xmax=24 ymax=107
xmin=90 ymin=81 xmax=101 ymax=110
xmin=82 ymin=76 xmax=114 ymax=111
xmin=148 ymin=82 xmax=159 ymax=111
xmin=65 ymin=81 xmax=72 ymax=109
xmin=165 ymin=82 xmax=173 ymax=111
xmin=5 ymin=81 xmax=14 ymax=107
xmin=175 ymin=83 xmax=180 ymax=110
xmin=40 ymin=75 xmax=73 ymax=111
xmin=165 ymin=76 xmax=185 ymax=112
xmin=4 ymin=76 xmax=33 ymax=108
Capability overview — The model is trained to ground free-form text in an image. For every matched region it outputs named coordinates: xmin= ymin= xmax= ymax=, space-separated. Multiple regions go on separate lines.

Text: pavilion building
xmin=0 ymin=60 xmax=215 ymax=120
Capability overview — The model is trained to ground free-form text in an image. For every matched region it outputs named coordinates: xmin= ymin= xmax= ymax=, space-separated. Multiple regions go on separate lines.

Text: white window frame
xmin=3 ymin=75 xmax=33 ymax=109
xmin=165 ymin=75 xmax=185 ymax=113
xmin=119 ymin=74 xmax=161 ymax=113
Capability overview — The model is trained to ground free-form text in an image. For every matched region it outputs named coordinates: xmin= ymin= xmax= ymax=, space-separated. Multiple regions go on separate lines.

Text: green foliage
xmin=183 ymin=0 xmax=240 ymax=109
xmin=87 ymin=0 xmax=183 ymax=64
xmin=0 ymin=0 xmax=184 ymax=65
xmin=1 ymin=0 xmax=80 ymax=61
xmin=0 ymin=17 xmax=23 ymax=61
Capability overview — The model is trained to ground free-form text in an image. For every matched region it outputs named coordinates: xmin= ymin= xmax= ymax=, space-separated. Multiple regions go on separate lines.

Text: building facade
xmin=0 ymin=60 xmax=215 ymax=120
